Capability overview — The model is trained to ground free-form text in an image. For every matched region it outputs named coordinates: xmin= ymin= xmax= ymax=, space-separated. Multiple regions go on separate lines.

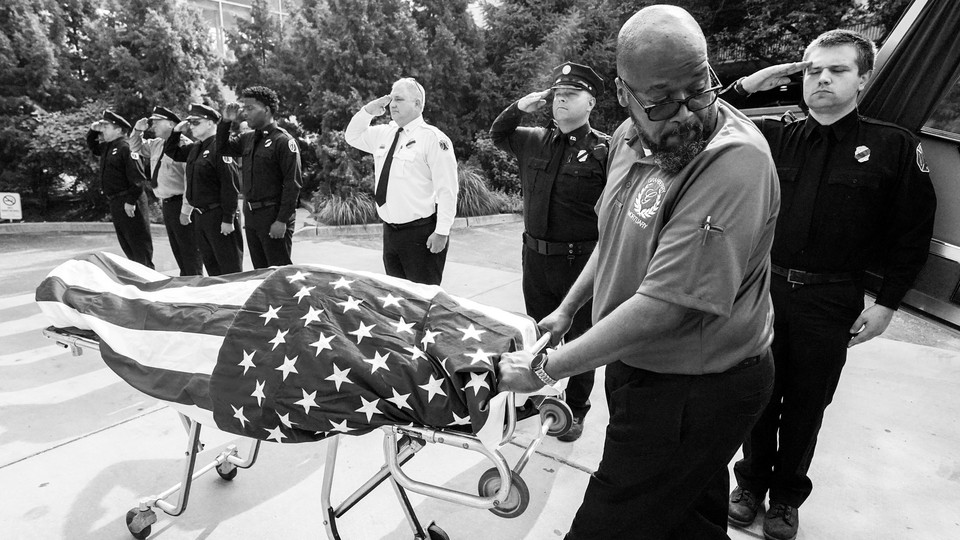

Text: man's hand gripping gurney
xmin=36 ymin=252 xmax=574 ymax=539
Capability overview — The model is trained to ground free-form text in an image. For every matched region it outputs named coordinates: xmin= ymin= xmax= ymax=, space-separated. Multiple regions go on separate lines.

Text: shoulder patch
xmin=288 ymin=139 xmax=299 ymax=153
xmin=130 ymin=151 xmax=140 ymax=160
xmin=222 ymin=156 xmax=234 ymax=164
xmin=439 ymin=139 xmax=450 ymax=151
xmin=916 ymin=143 xmax=930 ymax=173
xmin=591 ymin=144 xmax=608 ymax=162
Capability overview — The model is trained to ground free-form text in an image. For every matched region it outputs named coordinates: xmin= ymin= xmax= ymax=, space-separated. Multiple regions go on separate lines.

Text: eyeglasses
xmin=187 ymin=119 xmax=205 ymax=126
xmin=617 ymin=65 xmax=722 ymax=121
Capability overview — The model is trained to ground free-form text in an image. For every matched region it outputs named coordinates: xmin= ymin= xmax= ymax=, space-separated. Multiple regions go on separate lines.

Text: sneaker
xmin=728 ymin=486 xmax=762 ymax=527
xmin=763 ymin=502 xmax=799 ymax=540
xmin=557 ymin=416 xmax=584 ymax=442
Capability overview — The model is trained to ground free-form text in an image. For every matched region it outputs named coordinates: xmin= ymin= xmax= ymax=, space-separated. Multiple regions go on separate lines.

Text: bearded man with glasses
xmin=499 ymin=5 xmax=779 ymax=538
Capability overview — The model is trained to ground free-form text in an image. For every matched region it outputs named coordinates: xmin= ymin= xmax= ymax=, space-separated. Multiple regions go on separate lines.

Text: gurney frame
xmin=43 ymin=327 xmax=573 ymax=539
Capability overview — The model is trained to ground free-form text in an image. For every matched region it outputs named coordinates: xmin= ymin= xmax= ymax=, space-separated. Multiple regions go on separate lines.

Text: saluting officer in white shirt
xmin=346 ymin=78 xmax=459 ymax=285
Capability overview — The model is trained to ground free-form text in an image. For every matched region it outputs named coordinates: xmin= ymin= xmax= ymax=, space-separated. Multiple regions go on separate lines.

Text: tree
xmin=0 ymin=1 xmax=60 ymax=112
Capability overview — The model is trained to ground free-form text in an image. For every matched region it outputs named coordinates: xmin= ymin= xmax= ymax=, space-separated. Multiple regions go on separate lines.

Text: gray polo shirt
xmin=593 ymin=101 xmax=779 ymax=374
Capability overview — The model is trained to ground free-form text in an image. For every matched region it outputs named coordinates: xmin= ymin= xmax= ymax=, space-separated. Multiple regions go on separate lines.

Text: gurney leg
xmin=390 ymin=479 xmax=427 ymax=539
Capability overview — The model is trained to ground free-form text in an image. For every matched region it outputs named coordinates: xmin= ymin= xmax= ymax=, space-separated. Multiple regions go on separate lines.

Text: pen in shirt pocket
xmin=700 ymin=215 xmax=724 ymax=245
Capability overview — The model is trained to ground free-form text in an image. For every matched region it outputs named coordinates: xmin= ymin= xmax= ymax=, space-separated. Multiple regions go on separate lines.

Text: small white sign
xmin=0 ymin=192 xmax=22 ymax=220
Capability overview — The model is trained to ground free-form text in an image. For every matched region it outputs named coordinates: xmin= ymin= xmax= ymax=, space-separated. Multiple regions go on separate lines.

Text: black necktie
xmin=375 ymin=127 xmax=403 ymax=207
xmin=150 ymin=153 xmax=162 ymax=189
xmin=780 ymin=125 xmax=834 ymax=256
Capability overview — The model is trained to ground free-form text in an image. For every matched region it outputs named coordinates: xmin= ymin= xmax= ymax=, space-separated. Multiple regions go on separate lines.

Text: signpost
xmin=0 ymin=192 xmax=23 ymax=221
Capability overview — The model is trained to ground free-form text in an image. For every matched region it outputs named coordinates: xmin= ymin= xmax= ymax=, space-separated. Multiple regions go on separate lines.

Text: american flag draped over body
xmin=36 ymin=252 xmax=538 ymax=443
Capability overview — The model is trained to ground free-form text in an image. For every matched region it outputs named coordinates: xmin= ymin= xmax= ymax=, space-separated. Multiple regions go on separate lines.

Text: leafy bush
xmin=469 ymin=135 xmax=520 ymax=194
xmin=457 ymin=164 xmax=506 ymax=218
xmin=314 ymin=191 xmax=378 ymax=225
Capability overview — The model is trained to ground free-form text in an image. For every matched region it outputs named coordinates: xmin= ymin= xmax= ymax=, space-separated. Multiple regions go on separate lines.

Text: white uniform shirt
xmin=128 ymin=130 xmax=193 ymax=213
xmin=345 ymin=110 xmax=458 ymax=235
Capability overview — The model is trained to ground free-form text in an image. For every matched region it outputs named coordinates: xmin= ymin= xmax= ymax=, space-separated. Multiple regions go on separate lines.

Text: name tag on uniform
xmin=854 ymin=145 xmax=870 ymax=163
xmin=405 ymin=139 xmax=416 ymax=148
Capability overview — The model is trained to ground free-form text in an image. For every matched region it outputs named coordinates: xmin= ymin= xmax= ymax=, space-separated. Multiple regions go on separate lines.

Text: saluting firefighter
xmin=490 ymin=62 xmax=610 ymax=442
xmin=86 ymin=110 xmax=155 ymax=269
xmin=218 ymin=86 xmax=302 ymax=269
xmin=130 ymin=106 xmax=202 ymax=276
xmin=165 ymin=103 xmax=244 ymax=276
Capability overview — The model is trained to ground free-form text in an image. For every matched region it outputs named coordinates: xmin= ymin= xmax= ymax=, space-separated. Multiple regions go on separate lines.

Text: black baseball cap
xmin=551 ymin=62 xmax=604 ymax=96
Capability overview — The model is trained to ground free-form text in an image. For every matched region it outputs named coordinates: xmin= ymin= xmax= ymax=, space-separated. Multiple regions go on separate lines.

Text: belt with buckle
xmin=771 ymin=263 xmax=859 ymax=286
xmin=385 ymin=214 xmax=436 ymax=230
xmin=246 ymin=199 xmax=278 ymax=210
xmin=194 ymin=203 xmax=221 ymax=214
xmin=523 ymin=232 xmax=596 ymax=257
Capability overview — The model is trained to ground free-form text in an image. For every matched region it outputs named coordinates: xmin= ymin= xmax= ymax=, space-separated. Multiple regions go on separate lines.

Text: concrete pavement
xmin=1 ymin=221 xmax=959 ymax=539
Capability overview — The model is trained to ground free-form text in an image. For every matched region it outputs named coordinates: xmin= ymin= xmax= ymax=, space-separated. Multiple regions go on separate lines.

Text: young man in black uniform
xmin=723 ymin=30 xmax=937 ymax=540
xmin=217 ymin=86 xmax=302 ymax=268
xmin=86 ymin=110 xmax=154 ymax=269
xmin=490 ymin=62 xmax=609 ymax=442
xmin=165 ymin=103 xmax=243 ymax=275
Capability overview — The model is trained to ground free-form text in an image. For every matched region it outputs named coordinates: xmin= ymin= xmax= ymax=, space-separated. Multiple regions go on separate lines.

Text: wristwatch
xmin=733 ymin=77 xmax=751 ymax=96
xmin=531 ymin=351 xmax=558 ymax=387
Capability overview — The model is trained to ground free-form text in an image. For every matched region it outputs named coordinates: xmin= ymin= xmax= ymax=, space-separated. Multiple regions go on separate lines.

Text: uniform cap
xmin=148 ymin=106 xmax=180 ymax=123
xmin=551 ymin=62 xmax=604 ymax=96
xmin=185 ymin=103 xmax=221 ymax=122
xmin=102 ymin=110 xmax=132 ymax=131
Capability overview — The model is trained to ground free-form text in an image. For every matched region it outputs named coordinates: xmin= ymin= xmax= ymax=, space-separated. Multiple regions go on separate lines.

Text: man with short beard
xmin=499 ymin=5 xmax=779 ymax=538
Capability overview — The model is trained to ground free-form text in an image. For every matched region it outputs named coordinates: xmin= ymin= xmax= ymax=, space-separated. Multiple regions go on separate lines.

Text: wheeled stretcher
xmin=43 ymin=326 xmax=572 ymax=540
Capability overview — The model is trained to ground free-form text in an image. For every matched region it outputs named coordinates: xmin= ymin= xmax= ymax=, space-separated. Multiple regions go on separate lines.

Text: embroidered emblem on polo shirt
xmin=629 ymin=177 xmax=666 ymax=229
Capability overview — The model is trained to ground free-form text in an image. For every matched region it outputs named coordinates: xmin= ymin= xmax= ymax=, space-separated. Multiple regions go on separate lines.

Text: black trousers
xmin=244 ymin=205 xmax=293 ymax=269
xmin=109 ymin=193 xmax=154 ymax=269
xmin=160 ymin=195 xmax=202 ymax=276
xmin=734 ymin=276 xmax=863 ymax=507
xmin=566 ymin=353 xmax=774 ymax=540
xmin=381 ymin=217 xmax=447 ymax=285
xmin=522 ymin=246 xmax=595 ymax=419
xmin=195 ymin=207 xmax=243 ymax=276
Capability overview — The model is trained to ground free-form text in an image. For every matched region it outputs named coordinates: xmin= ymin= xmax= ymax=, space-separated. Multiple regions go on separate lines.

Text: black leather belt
xmin=726 ymin=353 xmax=764 ymax=373
xmin=194 ymin=203 xmax=221 ymax=214
xmin=160 ymin=194 xmax=183 ymax=203
xmin=246 ymin=200 xmax=278 ymax=210
xmin=523 ymin=232 xmax=596 ymax=257
xmin=771 ymin=263 xmax=859 ymax=285
xmin=385 ymin=214 xmax=436 ymax=230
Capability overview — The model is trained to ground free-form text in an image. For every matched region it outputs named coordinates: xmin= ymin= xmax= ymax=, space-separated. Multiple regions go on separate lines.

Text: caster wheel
xmin=125 ymin=508 xmax=156 ymax=539
xmin=538 ymin=397 xmax=573 ymax=437
xmin=216 ymin=462 xmax=238 ymax=480
xmin=427 ymin=522 xmax=450 ymax=540
xmin=477 ymin=468 xmax=530 ymax=518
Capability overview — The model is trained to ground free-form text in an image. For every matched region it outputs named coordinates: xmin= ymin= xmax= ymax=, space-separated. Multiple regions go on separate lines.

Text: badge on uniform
xmin=222 ymin=156 xmax=234 ymax=164
xmin=439 ymin=139 xmax=449 ymax=151
xmin=405 ymin=140 xmax=416 ymax=148
xmin=288 ymin=139 xmax=299 ymax=153
xmin=264 ymin=139 xmax=273 ymax=148
xmin=202 ymin=150 xmax=210 ymax=158
xmin=111 ymin=148 xmax=118 ymax=155
xmin=854 ymin=145 xmax=870 ymax=163
xmin=577 ymin=149 xmax=588 ymax=162
xmin=130 ymin=151 xmax=139 ymax=160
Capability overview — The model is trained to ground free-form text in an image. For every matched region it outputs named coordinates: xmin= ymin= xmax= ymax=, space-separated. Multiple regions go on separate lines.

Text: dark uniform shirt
xmin=165 ymin=133 xmax=241 ymax=223
xmin=490 ymin=102 xmax=609 ymax=242
xmin=86 ymin=130 xmax=147 ymax=205
xmin=756 ymin=109 xmax=936 ymax=308
xmin=216 ymin=121 xmax=302 ymax=223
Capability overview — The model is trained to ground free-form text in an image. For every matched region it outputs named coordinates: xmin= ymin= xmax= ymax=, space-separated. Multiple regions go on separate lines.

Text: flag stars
xmin=238 ymin=350 xmax=256 ymax=375
xmin=349 ymin=321 xmax=376 ymax=344
xmin=286 ymin=270 xmax=310 ymax=283
xmin=356 ymin=396 xmax=382 ymax=422
xmin=309 ymin=332 xmax=336 ymax=356
xmin=406 ymin=345 xmax=428 ymax=361
xmin=394 ymin=317 xmax=415 ymax=335
xmin=301 ymin=306 xmax=324 ymax=327
xmin=294 ymin=389 xmax=318 ymax=415
xmin=378 ymin=293 xmax=403 ymax=309
xmin=329 ymin=419 xmax=352 ymax=433
xmin=464 ymin=372 xmax=491 ymax=395
xmin=325 ymin=363 xmax=353 ymax=391
xmin=232 ymin=405 xmax=248 ymax=428
xmin=251 ymin=380 xmax=266 ymax=407
xmin=330 ymin=277 xmax=355 ymax=290
xmin=275 ymin=355 xmax=299 ymax=381
xmin=259 ymin=305 xmax=281 ymax=325
xmin=363 ymin=350 xmax=391 ymax=373
xmin=458 ymin=324 xmax=486 ymax=342
xmin=465 ymin=348 xmax=493 ymax=365
xmin=387 ymin=388 xmax=412 ymax=410
xmin=293 ymin=285 xmax=316 ymax=303
xmin=269 ymin=328 xmax=289 ymax=351
xmin=337 ymin=296 xmax=363 ymax=313
xmin=419 ymin=374 xmax=447 ymax=402
xmin=278 ymin=412 xmax=297 ymax=429
xmin=450 ymin=411 xmax=470 ymax=426
xmin=420 ymin=329 xmax=441 ymax=347
xmin=264 ymin=425 xmax=287 ymax=443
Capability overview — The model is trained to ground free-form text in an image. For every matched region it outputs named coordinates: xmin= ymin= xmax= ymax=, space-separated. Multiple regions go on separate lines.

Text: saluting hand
xmin=90 ymin=121 xmax=103 ymax=132
xmin=124 ymin=203 xmax=136 ymax=218
xmin=363 ymin=95 xmax=392 ymax=116
xmin=173 ymin=120 xmax=189 ymax=133
xmin=518 ymin=89 xmax=552 ymax=113
xmin=741 ymin=61 xmax=811 ymax=94
xmin=223 ymin=102 xmax=241 ymax=122
xmin=133 ymin=118 xmax=150 ymax=132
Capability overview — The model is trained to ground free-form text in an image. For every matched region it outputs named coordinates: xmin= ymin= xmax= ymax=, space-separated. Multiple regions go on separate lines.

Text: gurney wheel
xmin=216 ymin=462 xmax=238 ymax=480
xmin=538 ymin=397 xmax=573 ymax=437
xmin=478 ymin=468 xmax=529 ymax=518
xmin=125 ymin=508 xmax=154 ymax=539
xmin=426 ymin=522 xmax=450 ymax=540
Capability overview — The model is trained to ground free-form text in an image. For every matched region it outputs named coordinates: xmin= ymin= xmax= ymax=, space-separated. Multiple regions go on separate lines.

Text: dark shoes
xmin=728 ymin=486 xmax=763 ymax=527
xmin=763 ymin=502 xmax=799 ymax=540
xmin=557 ymin=416 xmax=584 ymax=442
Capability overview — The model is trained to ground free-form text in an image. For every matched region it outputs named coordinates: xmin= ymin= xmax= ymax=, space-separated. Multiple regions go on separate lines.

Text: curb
xmin=0 ymin=214 xmax=523 ymax=237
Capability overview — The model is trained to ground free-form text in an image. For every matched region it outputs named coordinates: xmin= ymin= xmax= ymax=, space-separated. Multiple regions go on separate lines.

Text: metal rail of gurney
xmin=43 ymin=326 xmax=573 ymax=539
xmin=319 ymin=333 xmax=574 ymax=540
xmin=42 ymin=326 xmax=263 ymax=540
